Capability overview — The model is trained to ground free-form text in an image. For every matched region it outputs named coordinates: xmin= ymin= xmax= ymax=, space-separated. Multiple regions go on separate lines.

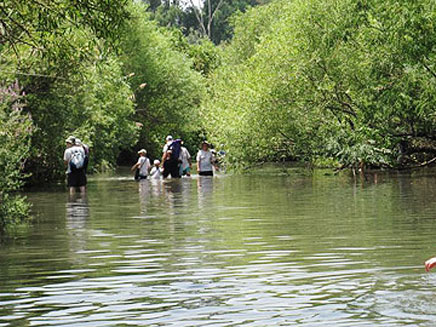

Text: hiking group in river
xmin=131 ymin=135 xmax=219 ymax=181
xmin=63 ymin=135 xmax=220 ymax=194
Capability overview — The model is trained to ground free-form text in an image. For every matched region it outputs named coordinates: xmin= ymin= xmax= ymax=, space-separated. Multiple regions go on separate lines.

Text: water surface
xmin=2 ymin=169 xmax=436 ymax=326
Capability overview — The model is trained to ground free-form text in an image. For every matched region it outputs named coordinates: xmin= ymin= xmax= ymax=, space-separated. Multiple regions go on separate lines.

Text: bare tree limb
xmin=395 ymin=156 xmax=436 ymax=170
xmin=210 ymin=0 xmax=224 ymax=22
xmin=188 ymin=0 xmax=224 ymax=40
xmin=207 ymin=0 xmax=224 ymax=38
xmin=188 ymin=0 xmax=207 ymax=36
xmin=207 ymin=0 xmax=212 ymax=37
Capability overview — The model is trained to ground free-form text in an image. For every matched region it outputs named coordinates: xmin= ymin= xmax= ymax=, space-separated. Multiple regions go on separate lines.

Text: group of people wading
xmin=63 ymin=134 xmax=219 ymax=194
xmin=131 ymin=135 xmax=218 ymax=181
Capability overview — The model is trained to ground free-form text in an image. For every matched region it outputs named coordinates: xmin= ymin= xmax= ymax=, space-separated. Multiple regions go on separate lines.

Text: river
xmin=1 ymin=167 xmax=436 ymax=326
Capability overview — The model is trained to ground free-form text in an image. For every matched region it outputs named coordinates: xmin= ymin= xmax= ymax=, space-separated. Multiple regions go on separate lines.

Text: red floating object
xmin=425 ymin=257 xmax=436 ymax=272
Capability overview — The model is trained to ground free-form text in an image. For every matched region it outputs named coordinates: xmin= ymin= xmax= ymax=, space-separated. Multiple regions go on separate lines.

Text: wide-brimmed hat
xmin=166 ymin=135 xmax=173 ymax=141
xmin=75 ymin=138 xmax=82 ymax=146
xmin=153 ymin=159 xmax=160 ymax=165
xmin=138 ymin=149 xmax=147 ymax=154
xmin=201 ymin=141 xmax=210 ymax=147
xmin=65 ymin=136 xmax=75 ymax=144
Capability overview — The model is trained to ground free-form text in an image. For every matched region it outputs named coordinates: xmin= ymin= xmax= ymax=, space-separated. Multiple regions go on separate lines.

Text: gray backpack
xmin=70 ymin=148 xmax=85 ymax=171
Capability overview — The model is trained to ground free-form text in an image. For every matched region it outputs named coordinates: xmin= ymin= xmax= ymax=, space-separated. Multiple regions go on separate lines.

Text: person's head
xmin=153 ymin=159 xmax=160 ymax=167
xmin=138 ymin=149 xmax=147 ymax=157
xmin=65 ymin=136 xmax=75 ymax=148
xmin=201 ymin=141 xmax=210 ymax=151
xmin=166 ymin=135 xmax=173 ymax=143
xmin=75 ymin=138 xmax=82 ymax=146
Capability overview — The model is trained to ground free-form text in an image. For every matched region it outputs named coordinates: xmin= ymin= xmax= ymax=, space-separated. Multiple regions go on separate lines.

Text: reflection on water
xmin=197 ymin=176 xmax=214 ymax=209
xmin=66 ymin=194 xmax=89 ymax=258
xmin=66 ymin=193 xmax=89 ymax=230
xmin=2 ymin=170 xmax=436 ymax=326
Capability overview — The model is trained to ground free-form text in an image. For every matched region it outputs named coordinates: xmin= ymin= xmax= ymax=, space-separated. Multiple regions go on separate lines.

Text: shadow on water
xmin=3 ymin=168 xmax=436 ymax=326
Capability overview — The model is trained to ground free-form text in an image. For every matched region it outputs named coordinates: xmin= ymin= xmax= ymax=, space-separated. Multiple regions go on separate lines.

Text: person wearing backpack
xmin=162 ymin=135 xmax=173 ymax=154
xmin=64 ymin=136 xmax=87 ymax=194
xmin=162 ymin=138 xmax=182 ymax=179
xmin=75 ymin=138 xmax=90 ymax=173
xmin=131 ymin=149 xmax=151 ymax=180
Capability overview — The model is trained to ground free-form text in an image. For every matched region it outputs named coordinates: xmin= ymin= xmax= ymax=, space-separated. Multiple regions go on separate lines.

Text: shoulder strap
xmin=139 ymin=157 xmax=147 ymax=169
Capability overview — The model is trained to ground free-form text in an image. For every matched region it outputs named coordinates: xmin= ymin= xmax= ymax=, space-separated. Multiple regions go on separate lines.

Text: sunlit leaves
xmin=203 ymin=0 xmax=436 ymax=169
xmin=0 ymin=82 xmax=33 ymax=231
xmin=119 ymin=3 xmax=206 ymax=158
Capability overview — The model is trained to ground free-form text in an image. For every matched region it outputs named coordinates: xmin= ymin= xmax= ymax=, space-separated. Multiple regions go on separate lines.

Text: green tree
xmin=119 ymin=2 xmax=206 ymax=159
xmin=0 ymin=82 xmax=33 ymax=233
xmin=0 ymin=0 xmax=139 ymax=182
xmin=0 ymin=0 xmax=130 ymax=62
xmin=203 ymin=0 xmax=436 ymax=170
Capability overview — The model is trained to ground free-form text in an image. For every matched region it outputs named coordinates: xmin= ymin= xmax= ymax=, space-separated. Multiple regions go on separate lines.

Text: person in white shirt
xmin=196 ymin=141 xmax=216 ymax=176
xmin=179 ymin=145 xmax=192 ymax=177
xmin=162 ymin=135 xmax=173 ymax=154
xmin=64 ymin=136 xmax=87 ymax=194
xmin=149 ymin=160 xmax=162 ymax=179
xmin=131 ymin=149 xmax=151 ymax=180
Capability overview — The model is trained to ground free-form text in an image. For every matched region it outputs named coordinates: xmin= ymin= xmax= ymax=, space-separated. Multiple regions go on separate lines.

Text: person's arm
xmin=131 ymin=157 xmax=141 ymax=172
xmin=161 ymin=152 xmax=167 ymax=167
xmin=63 ymin=150 xmax=69 ymax=168
xmin=147 ymin=159 xmax=152 ymax=173
xmin=131 ymin=163 xmax=139 ymax=172
xmin=187 ymin=150 xmax=192 ymax=168
xmin=196 ymin=151 xmax=201 ymax=172
xmin=161 ymin=143 xmax=169 ymax=165
xmin=211 ymin=152 xmax=219 ymax=171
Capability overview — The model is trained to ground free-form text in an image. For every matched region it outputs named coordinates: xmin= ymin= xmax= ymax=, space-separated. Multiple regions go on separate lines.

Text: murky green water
xmin=2 ymin=168 xmax=436 ymax=326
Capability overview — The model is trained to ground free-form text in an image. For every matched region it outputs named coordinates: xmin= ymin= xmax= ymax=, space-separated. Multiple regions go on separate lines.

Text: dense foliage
xmin=3 ymin=0 xmax=436 ymax=231
xmin=1 ymin=0 xmax=139 ymax=182
xmin=0 ymin=83 xmax=33 ymax=232
xmin=202 ymin=0 xmax=436 ymax=170
xmin=118 ymin=3 xmax=206 ymax=161
xmin=0 ymin=0 xmax=139 ymax=231
xmin=0 ymin=0 xmax=208 ymax=181
xmin=0 ymin=0 xmax=207 ymax=231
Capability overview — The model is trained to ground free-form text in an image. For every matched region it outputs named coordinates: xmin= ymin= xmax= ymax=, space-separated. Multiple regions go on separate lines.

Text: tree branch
xmin=188 ymin=0 xmax=207 ymax=36
xmin=207 ymin=0 xmax=224 ymax=38
xmin=396 ymin=156 xmax=436 ymax=170
xmin=422 ymin=60 xmax=436 ymax=81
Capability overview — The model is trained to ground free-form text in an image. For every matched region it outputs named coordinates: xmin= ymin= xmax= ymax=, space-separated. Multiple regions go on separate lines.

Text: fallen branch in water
xmin=396 ymin=156 xmax=436 ymax=170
